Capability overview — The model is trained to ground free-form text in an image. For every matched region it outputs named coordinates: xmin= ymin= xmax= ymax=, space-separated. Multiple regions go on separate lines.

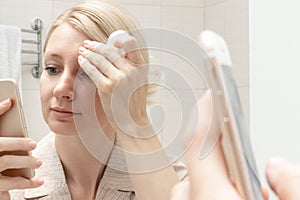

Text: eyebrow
xmin=44 ymin=53 xmax=63 ymax=61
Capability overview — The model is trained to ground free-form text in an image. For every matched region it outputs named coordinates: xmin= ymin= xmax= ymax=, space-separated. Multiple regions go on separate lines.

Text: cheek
xmin=39 ymin=76 xmax=55 ymax=110
xmin=72 ymin=79 xmax=98 ymax=111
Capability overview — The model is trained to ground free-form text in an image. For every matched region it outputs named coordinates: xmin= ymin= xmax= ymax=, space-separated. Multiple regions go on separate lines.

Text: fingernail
xmin=79 ymin=47 xmax=90 ymax=57
xmin=35 ymin=158 xmax=42 ymax=167
xmin=83 ymin=40 xmax=91 ymax=46
xmin=78 ymin=55 xmax=85 ymax=62
xmin=1 ymin=98 xmax=11 ymax=106
xmin=28 ymin=140 xmax=37 ymax=149
xmin=266 ymin=157 xmax=291 ymax=183
xmin=36 ymin=178 xmax=44 ymax=185
xmin=79 ymin=46 xmax=86 ymax=54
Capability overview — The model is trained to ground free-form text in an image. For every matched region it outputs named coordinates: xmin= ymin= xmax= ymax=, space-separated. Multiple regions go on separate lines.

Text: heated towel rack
xmin=21 ymin=18 xmax=43 ymax=78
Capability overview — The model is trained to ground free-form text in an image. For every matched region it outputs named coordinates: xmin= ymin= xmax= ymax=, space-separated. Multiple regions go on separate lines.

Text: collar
xmin=24 ymin=132 xmax=134 ymax=199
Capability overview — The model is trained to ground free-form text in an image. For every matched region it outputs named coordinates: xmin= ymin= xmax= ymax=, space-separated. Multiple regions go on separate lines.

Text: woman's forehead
xmin=44 ymin=23 xmax=88 ymax=65
xmin=46 ymin=23 xmax=88 ymax=51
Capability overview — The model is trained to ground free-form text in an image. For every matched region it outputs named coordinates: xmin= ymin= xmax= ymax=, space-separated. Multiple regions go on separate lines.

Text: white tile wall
xmin=123 ymin=5 xmax=161 ymax=28
xmin=0 ymin=0 xmax=249 ymax=154
xmin=204 ymin=0 xmax=249 ymax=87
xmin=114 ymin=0 xmax=161 ymax=6
xmin=204 ymin=2 xmax=226 ymax=35
xmin=161 ymin=52 xmax=207 ymax=89
xmin=0 ymin=0 xmax=53 ymax=28
xmin=225 ymin=0 xmax=248 ymax=87
xmin=205 ymin=0 xmax=225 ymax=6
xmin=52 ymin=0 xmax=85 ymax=21
xmin=203 ymin=0 xmax=249 ymax=124
xmin=162 ymin=0 xmax=205 ymax=7
xmin=161 ymin=6 xmax=204 ymax=41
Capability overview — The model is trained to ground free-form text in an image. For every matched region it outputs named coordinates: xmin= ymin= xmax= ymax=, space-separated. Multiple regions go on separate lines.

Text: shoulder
xmin=30 ymin=132 xmax=56 ymax=161
xmin=33 ymin=132 xmax=55 ymax=153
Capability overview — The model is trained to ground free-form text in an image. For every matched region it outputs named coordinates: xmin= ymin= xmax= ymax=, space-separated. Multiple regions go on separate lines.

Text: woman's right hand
xmin=266 ymin=158 xmax=300 ymax=200
xmin=170 ymin=92 xmax=300 ymax=200
xmin=0 ymin=99 xmax=43 ymax=199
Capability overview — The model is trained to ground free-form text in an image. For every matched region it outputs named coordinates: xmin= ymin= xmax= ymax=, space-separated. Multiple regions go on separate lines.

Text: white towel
xmin=0 ymin=25 xmax=22 ymax=91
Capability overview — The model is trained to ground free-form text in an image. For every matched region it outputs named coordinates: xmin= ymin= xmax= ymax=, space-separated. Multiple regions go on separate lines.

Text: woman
xmin=0 ymin=1 xmax=186 ymax=199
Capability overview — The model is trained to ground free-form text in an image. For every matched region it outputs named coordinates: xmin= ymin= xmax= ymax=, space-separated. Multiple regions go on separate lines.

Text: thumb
xmin=114 ymin=35 xmax=145 ymax=65
xmin=0 ymin=99 xmax=12 ymax=115
xmin=266 ymin=157 xmax=300 ymax=200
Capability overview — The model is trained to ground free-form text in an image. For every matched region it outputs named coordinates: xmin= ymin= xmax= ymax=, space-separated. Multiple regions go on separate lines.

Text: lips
xmin=51 ymin=107 xmax=74 ymax=114
xmin=51 ymin=107 xmax=80 ymax=118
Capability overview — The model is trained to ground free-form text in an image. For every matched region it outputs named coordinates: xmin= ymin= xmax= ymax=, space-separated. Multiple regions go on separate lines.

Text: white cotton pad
xmin=199 ymin=30 xmax=232 ymax=66
xmin=107 ymin=30 xmax=130 ymax=56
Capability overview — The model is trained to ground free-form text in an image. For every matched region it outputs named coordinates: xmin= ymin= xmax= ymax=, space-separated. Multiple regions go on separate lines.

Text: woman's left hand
xmin=78 ymin=35 xmax=151 ymax=138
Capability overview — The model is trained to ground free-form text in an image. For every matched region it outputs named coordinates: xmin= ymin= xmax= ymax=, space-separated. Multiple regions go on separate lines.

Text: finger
xmin=184 ymin=92 xmax=242 ymax=199
xmin=0 ymin=99 xmax=12 ymax=115
xmin=0 ymin=155 xmax=42 ymax=172
xmin=266 ymin=157 xmax=292 ymax=193
xmin=261 ymin=185 xmax=269 ymax=200
xmin=82 ymin=40 xmax=131 ymax=74
xmin=78 ymin=55 xmax=108 ymax=86
xmin=0 ymin=138 xmax=36 ymax=152
xmin=79 ymin=46 xmax=120 ymax=77
xmin=0 ymin=191 xmax=10 ymax=200
xmin=114 ymin=35 xmax=145 ymax=65
xmin=266 ymin=158 xmax=300 ymax=199
xmin=0 ymin=176 xmax=43 ymax=191
xmin=185 ymin=90 xmax=213 ymax=158
xmin=83 ymin=41 xmax=124 ymax=65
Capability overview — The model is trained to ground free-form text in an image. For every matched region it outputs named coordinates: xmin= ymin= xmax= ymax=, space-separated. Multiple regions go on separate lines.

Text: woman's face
xmin=40 ymin=22 xmax=107 ymax=136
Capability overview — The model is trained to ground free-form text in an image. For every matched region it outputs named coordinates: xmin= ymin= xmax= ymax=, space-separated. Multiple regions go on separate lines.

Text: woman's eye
xmin=44 ymin=66 xmax=61 ymax=75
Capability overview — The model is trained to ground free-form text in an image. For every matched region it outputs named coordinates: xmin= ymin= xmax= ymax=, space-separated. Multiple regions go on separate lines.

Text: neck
xmin=55 ymin=131 xmax=115 ymax=198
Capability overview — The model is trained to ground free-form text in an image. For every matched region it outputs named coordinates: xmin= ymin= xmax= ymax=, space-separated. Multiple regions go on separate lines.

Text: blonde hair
xmin=43 ymin=0 xmax=160 ymax=98
xmin=44 ymin=0 xmax=148 ymax=63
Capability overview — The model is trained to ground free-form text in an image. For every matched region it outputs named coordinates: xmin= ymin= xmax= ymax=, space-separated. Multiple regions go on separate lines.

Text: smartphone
xmin=199 ymin=31 xmax=264 ymax=200
xmin=0 ymin=78 xmax=34 ymax=179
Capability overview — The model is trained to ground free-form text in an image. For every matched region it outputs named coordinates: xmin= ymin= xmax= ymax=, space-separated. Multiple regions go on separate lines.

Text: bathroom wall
xmin=250 ymin=0 xmax=300 ymax=198
xmin=0 ymin=0 xmax=249 ymax=161
xmin=205 ymin=0 xmax=249 ymax=119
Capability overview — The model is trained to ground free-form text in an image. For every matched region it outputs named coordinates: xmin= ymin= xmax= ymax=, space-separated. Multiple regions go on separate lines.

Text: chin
xmin=48 ymin=121 xmax=77 ymax=136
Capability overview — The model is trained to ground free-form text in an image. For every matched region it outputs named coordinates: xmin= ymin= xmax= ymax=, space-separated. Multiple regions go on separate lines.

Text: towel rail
xmin=21 ymin=18 xmax=43 ymax=78
xmin=22 ymin=39 xmax=39 ymax=44
xmin=21 ymin=50 xmax=40 ymax=54
xmin=21 ymin=29 xmax=39 ymax=34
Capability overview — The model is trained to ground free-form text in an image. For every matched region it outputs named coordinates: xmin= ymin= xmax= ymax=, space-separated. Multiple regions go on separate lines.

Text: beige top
xmin=10 ymin=133 xmax=187 ymax=200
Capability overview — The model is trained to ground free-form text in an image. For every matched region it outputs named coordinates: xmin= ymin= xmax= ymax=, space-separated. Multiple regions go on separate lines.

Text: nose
xmin=53 ymin=71 xmax=74 ymax=101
